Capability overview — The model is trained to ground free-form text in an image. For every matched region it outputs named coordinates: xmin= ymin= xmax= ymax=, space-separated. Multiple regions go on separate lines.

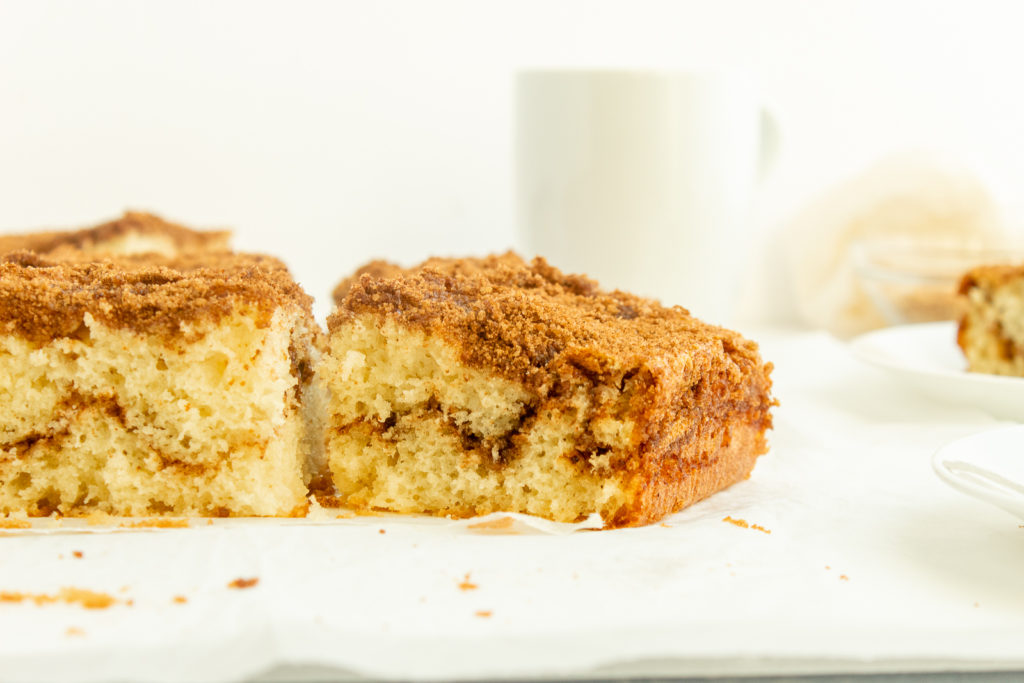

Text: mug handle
xmin=758 ymin=108 xmax=781 ymax=182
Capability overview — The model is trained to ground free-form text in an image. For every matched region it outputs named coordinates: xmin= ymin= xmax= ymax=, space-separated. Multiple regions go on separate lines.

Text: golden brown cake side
xmin=324 ymin=254 xmax=774 ymax=528
xmin=0 ymin=252 xmax=323 ymax=517
xmin=957 ymin=263 xmax=1024 ymax=375
xmin=0 ymin=211 xmax=231 ymax=258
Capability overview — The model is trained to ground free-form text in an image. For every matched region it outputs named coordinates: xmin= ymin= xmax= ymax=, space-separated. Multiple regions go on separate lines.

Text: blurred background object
xmin=783 ymin=152 xmax=1010 ymax=337
xmin=516 ymin=69 xmax=776 ymax=325
xmin=3 ymin=0 xmax=1024 ymax=323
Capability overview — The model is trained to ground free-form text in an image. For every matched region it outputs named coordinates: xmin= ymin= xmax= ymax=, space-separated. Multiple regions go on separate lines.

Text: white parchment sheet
xmin=1 ymin=330 xmax=1022 ymax=682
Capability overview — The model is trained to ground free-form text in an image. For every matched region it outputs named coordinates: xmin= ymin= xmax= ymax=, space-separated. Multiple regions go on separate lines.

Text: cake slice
xmin=0 ymin=211 xmax=231 ymax=258
xmin=323 ymin=254 xmax=775 ymax=528
xmin=957 ymin=263 xmax=1024 ymax=375
xmin=0 ymin=251 xmax=322 ymax=517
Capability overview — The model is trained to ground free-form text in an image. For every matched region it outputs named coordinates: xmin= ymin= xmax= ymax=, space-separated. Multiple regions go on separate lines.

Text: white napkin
xmin=784 ymin=152 xmax=1006 ymax=337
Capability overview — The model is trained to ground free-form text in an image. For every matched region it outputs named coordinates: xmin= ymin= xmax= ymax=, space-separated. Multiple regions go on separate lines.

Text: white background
xmin=2 ymin=0 xmax=1024 ymax=321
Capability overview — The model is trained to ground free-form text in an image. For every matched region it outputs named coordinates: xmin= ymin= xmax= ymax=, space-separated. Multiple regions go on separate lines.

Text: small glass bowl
xmin=852 ymin=238 xmax=1024 ymax=326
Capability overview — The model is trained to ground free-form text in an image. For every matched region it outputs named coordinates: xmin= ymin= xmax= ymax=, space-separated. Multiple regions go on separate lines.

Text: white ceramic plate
xmin=933 ymin=426 xmax=1024 ymax=519
xmin=850 ymin=321 xmax=1024 ymax=420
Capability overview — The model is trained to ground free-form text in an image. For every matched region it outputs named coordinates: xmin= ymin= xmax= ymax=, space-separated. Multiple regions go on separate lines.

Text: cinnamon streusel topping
xmin=331 ymin=253 xmax=769 ymax=398
xmin=0 ymin=211 xmax=230 ymax=256
xmin=0 ymin=251 xmax=311 ymax=342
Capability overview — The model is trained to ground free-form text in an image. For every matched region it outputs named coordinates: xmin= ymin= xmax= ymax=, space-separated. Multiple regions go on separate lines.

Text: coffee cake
xmin=0 ymin=211 xmax=230 ymax=258
xmin=958 ymin=264 xmax=1024 ymax=375
xmin=0 ymin=251 xmax=323 ymax=517
xmin=323 ymin=254 xmax=774 ymax=527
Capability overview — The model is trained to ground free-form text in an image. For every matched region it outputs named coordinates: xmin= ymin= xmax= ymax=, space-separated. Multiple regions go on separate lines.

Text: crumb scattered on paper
xmin=467 ymin=516 xmax=517 ymax=533
xmin=660 ymin=522 xmax=672 ymax=528
xmin=457 ymin=573 xmax=478 ymax=591
xmin=0 ymin=519 xmax=31 ymax=529
xmin=85 ymin=512 xmax=114 ymax=526
xmin=0 ymin=587 xmax=118 ymax=609
xmin=120 ymin=518 xmax=189 ymax=529
xmin=173 ymin=595 xmax=188 ymax=604
xmin=228 ymin=577 xmax=259 ymax=590
xmin=475 ymin=610 xmax=492 ymax=618
xmin=722 ymin=516 xmax=771 ymax=534
xmin=65 ymin=627 xmax=85 ymax=637
xmin=72 ymin=551 xmax=83 ymax=559
xmin=378 ymin=529 xmax=386 ymax=534
xmin=839 ymin=574 xmax=850 ymax=582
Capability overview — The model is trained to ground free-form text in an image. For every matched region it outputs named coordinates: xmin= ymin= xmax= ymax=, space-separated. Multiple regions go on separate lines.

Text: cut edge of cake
xmin=0 ymin=251 xmax=325 ymax=518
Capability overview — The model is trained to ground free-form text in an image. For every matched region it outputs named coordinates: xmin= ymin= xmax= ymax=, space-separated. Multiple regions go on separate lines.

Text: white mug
xmin=516 ymin=69 xmax=778 ymax=324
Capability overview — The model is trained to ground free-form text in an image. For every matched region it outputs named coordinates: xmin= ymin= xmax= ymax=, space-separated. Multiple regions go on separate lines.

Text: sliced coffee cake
xmin=958 ymin=264 xmax=1024 ymax=375
xmin=0 ymin=251 xmax=322 ymax=517
xmin=323 ymin=254 xmax=774 ymax=528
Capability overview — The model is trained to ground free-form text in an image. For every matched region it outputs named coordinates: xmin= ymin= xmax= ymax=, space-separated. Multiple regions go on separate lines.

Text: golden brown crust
xmin=0 ymin=251 xmax=311 ymax=342
xmin=0 ymin=211 xmax=231 ymax=256
xmin=611 ymin=419 xmax=767 ymax=527
xmin=331 ymin=253 xmax=775 ymax=527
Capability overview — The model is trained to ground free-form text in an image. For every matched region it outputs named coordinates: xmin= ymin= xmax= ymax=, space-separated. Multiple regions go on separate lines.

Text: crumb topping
xmin=0 ymin=251 xmax=311 ymax=342
xmin=0 ymin=211 xmax=230 ymax=256
xmin=958 ymin=263 xmax=1024 ymax=294
xmin=331 ymin=253 xmax=770 ymax=397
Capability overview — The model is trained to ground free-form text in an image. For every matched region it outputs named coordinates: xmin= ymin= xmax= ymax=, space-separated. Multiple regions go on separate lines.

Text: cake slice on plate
xmin=958 ymin=264 xmax=1024 ymax=376
xmin=323 ymin=253 xmax=774 ymax=528
xmin=0 ymin=251 xmax=323 ymax=517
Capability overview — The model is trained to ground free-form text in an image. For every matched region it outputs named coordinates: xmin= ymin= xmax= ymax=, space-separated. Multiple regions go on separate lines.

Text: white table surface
xmin=1 ymin=327 xmax=1021 ymax=682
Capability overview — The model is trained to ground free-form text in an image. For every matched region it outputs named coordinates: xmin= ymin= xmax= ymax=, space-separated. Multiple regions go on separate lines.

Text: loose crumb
xmin=0 ymin=519 xmax=31 ymax=529
xmin=457 ymin=573 xmax=478 ymax=591
xmin=85 ymin=512 xmax=115 ymax=526
xmin=475 ymin=610 xmax=493 ymax=618
xmin=228 ymin=577 xmax=259 ymax=590
xmin=172 ymin=595 xmax=188 ymax=604
xmin=120 ymin=518 xmax=189 ymax=529
xmin=72 ymin=551 xmax=83 ymax=559
xmin=974 ymin=602 xmax=980 ymax=608
xmin=825 ymin=565 xmax=831 ymax=570
xmin=660 ymin=522 xmax=672 ymax=528
xmin=378 ymin=529 xmax=386 ymax=534
xmin=839 ymin=574 xmax=849 ymax=582
xmin=0 ymin=587 xmax=118 ymax=609
xmin=468 ymin=516 xmax=516 ymax=532
xmin=65 ymin=627 xmax=85 ymax=637
xmin=722 ymin=516 xmax=771 ymax=534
